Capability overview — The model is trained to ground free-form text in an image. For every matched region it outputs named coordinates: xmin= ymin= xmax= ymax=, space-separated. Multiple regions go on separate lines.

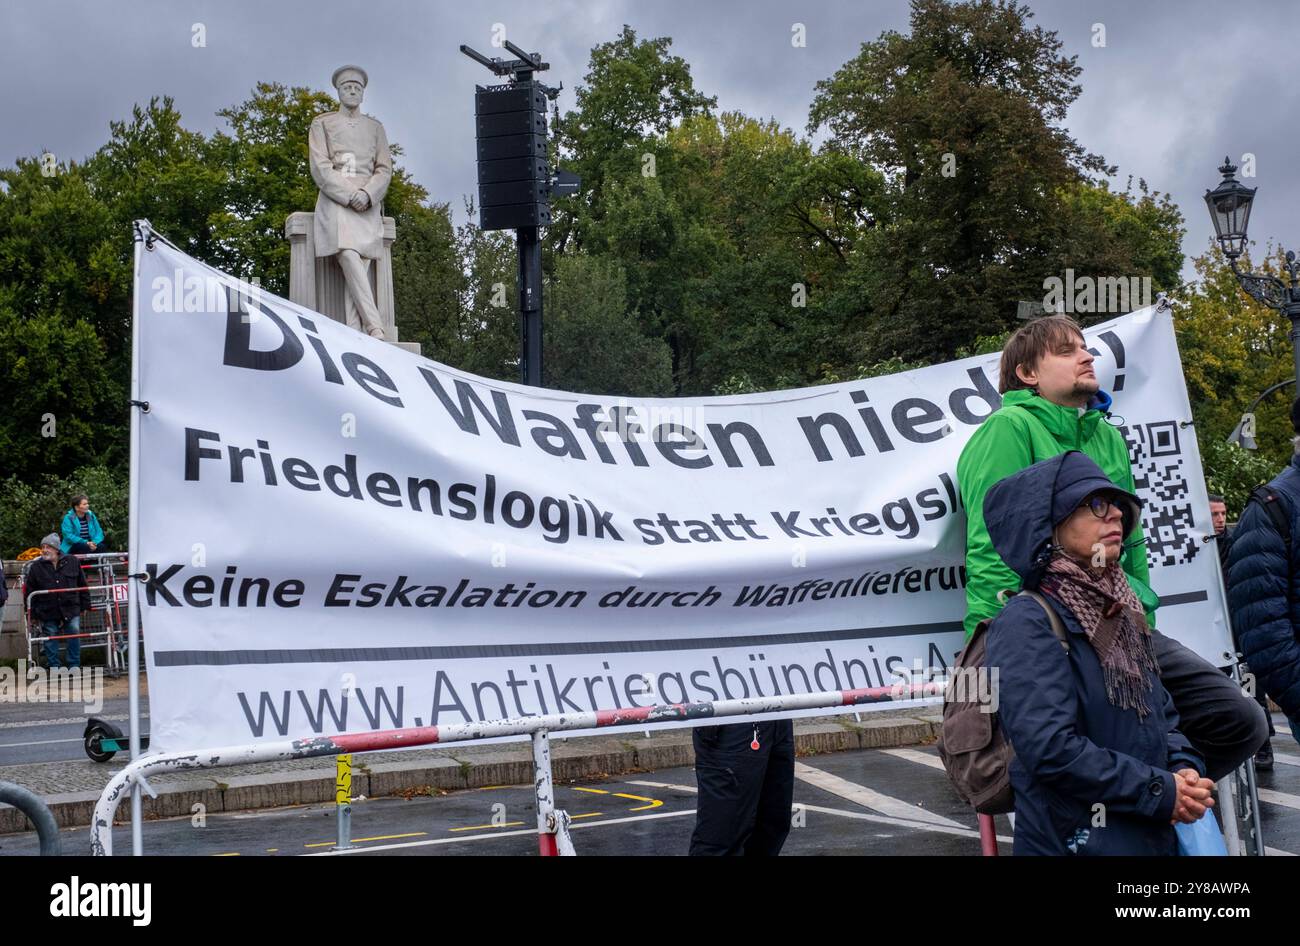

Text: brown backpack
xmin=936 ymin=590 xmax=1068 ymax=814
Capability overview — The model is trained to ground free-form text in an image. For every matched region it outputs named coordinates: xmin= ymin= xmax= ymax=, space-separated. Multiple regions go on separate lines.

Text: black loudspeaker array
xmin=475 ymin=82 xmax=551 ymax=230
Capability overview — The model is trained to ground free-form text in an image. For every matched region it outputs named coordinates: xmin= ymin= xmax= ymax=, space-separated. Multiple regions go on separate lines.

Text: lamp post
xmin=1226 ymin=379 xmax=1295 ymax=450
xmin=1205 ymin=158 xmax=1300 ymax=389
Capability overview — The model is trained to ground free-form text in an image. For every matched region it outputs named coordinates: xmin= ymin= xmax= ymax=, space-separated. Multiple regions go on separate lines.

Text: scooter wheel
xmin=84 ymin=723 xmax=116 ymax=763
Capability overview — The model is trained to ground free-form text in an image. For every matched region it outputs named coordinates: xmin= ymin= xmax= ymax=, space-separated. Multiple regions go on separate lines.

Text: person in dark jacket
xmin=25 ymin=533 xmax=91 ymax=669
xmin=1226 ymin=397 xmax=1300 ymax=748
xmin=984 ymin=451 xmax=1213 ymax=855
xmin=1212 ymin=493 xmax=1277 ymax=768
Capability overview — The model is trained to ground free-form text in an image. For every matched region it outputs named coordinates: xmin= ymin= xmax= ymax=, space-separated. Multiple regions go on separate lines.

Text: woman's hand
xmin=1170 ymin=768 xmax=1214 ymax=824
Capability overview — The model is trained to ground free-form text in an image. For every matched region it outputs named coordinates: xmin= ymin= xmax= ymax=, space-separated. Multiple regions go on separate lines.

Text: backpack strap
xmin=1248 ymin=484 xmax=1293 ymax=553
xmin=1018 ymin=589 xmax=1069 ymax=652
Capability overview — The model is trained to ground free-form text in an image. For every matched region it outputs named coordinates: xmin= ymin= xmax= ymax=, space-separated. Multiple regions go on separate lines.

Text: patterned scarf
xmin=1040 ymin=554 xmax=1158 ymax=718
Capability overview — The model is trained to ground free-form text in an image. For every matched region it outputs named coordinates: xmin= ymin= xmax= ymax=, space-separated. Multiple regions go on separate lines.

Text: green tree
xmin=0 ymin=158 xmax=126 ymax=481
xmin=441 ymin=202 xmax=520 ymax=381
xmin=807 ymin=0 xmax=1185 ymax=364
xmin=544 ymin=255 xmax=672 ymax=395
xmin=576 ymin=108 xmax=886 ymax=395
xmin=1051 ymin=178 xmax=1185 ymax=296
xmin=551 ymin=24 xmax=717 ymax=258
xmin=1175 ymin=244 xmax=1297 ymax=488
xmin=85 ymin=97 xmax=227 ymax=264
xmin=1198 ymin=437 xmax=1281 ymax=517
xmin=390 ymin=200 xmax=464 ymax=363
xmin=0 ymin=464 xmax=126 ymax=558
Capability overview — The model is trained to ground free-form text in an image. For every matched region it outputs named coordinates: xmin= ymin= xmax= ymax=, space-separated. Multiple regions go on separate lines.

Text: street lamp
xmin=1205 ymin=158 xmax=1300 ymax=387
xmin=1204 ymin=157 xmax=1255 ymax=261
xmin=1226 ymin=379 xmax=1295 ymax=450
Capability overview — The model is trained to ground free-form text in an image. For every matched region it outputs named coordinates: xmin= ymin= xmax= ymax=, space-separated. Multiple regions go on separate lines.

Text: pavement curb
xmin=0 ymin=713 xmax=942 ymax=835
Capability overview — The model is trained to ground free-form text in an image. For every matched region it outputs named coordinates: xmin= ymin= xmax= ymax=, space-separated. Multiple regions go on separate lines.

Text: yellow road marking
xmin=449 ymin=821 xmax=526 ymax=832
xmin=573 ymin=787 xmax=609 ymax=794
xmin=613 ymin=792 xmax=663 ymax=811
xmin=304 ymin=831 xmax=427 ymax=848
xmin=570 ymin=812 xmax=604 ymax=819
xmin=213 ymin=852 xmax=241 ymax=857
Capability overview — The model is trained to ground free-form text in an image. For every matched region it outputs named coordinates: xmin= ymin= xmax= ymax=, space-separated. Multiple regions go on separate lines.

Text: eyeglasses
xmin=1080 ymin=495 xmax=1122 ymax=519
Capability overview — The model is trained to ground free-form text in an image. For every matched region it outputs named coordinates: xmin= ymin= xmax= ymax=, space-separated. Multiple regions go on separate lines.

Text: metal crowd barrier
xmin=22 ymin=552 xmax=133 ymax=673
xmin=90 ymin=682 xmax=946 ymax=856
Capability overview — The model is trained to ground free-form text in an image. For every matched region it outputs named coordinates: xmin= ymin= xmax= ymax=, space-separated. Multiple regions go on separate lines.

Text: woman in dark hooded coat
xmin=983 ymin=450 xmax=1214 ymax=855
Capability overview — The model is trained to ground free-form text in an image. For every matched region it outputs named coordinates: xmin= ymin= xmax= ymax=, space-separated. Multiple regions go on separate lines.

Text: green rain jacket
xmin=957 ymin=387 xmax=1158 ymax=638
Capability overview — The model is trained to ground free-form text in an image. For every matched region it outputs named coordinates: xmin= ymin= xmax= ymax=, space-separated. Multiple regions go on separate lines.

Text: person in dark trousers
xmin=25 ymin=533 xmax=91 ymax=669
xmin=1212 ymin=492 xmax=1276 ymax=769
xmin=1226 ymin=396 xmax=1300 ymax=751
xmin=690 ymin=718 xmax=794 ymax=855
xmin=985 ymin=452 xmax=1212 ymax=855
xmin=958 ymin=314 xmax=1267 ymax=780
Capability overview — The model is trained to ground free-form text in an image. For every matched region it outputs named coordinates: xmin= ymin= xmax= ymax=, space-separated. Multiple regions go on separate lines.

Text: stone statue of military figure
xmin=308 ymin=65 xmax=392 ymax=338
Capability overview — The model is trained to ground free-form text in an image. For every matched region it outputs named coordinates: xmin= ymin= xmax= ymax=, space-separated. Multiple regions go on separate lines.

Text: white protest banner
xmin=132 ymin=224 xmax=1230 ymax=752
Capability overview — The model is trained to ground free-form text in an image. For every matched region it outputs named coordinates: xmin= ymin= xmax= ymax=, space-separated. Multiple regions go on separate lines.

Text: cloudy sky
xmin=5 ymin=0 xmax=1298 ymax=284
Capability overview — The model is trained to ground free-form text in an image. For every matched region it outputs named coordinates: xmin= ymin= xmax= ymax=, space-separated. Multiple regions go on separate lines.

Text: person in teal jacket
xmin=957 ymin=314 xmax=1266 ymax=781
xmin=60 ymin=494 xmax=105 ymax=554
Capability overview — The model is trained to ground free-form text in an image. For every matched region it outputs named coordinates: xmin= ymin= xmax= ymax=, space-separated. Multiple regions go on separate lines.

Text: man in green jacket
xmin=958 ymin=314 xmax=1266 ymax=780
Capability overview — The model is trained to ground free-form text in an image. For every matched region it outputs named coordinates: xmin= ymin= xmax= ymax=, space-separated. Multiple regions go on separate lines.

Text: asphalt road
xmin=0 ymin=682 xmax=144 ymax=766
xmin=4 ymin=724 xmax=1299 ymax=856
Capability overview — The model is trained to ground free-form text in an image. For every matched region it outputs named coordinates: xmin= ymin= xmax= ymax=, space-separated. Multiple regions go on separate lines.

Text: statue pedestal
xmin=284 ymin=212 xmax=421 ymax=354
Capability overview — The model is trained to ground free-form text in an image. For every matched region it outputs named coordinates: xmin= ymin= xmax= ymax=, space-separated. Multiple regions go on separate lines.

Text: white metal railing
xmin=90 ymin=682 xmax=946 ymax=856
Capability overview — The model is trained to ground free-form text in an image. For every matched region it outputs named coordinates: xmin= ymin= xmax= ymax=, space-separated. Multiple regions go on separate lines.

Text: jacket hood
xmin=982 ymin=450 xmax=1143 ymax=589
xmin=1089 ymin=389 xmax=1113 ymax=414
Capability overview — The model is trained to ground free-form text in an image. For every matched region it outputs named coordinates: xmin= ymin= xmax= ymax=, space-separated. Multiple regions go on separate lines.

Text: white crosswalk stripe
xmin=793 ymin=761 xmax=967 ymax=828
xmin=880 ymin=747 xmax=945 ymax=770
xmin=625 ymin=780 xmax=698 ymax=795
xmin=1258 ymin=787 xmax=1300 ymax=812
xmin=795 ymin=803 xmax=1013 ymax=844
xmin=621 ymin=779 xmax=1012 ymax=842
xmin=630 ymin=761 xmax=970 ymax=831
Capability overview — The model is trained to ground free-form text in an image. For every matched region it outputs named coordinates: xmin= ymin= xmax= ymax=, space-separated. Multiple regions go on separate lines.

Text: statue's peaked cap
xmin=332 ymin=65 xmax=368 ymax=89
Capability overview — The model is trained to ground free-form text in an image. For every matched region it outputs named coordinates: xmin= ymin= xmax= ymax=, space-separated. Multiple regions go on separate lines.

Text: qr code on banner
xmin=1119 ymin=420 xmax=1198 ymax=568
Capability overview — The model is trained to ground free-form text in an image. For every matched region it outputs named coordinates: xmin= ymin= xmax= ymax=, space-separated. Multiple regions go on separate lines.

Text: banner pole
xmin=127 ymin=220 xmax=148 ymax=855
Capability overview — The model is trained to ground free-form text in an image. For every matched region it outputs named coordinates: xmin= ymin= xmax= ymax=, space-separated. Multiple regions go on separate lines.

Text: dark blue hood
xmin=983 ymin=450 xmax=1142 ymax=590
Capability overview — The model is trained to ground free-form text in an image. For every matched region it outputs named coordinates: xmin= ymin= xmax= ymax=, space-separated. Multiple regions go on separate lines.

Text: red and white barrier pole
xmin=91 ymin=681 xmax=944 ymax=855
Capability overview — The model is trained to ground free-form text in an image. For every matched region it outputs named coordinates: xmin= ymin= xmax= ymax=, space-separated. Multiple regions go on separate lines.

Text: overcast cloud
xmin=3 ymin=0 xmax=1298 ymax=283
